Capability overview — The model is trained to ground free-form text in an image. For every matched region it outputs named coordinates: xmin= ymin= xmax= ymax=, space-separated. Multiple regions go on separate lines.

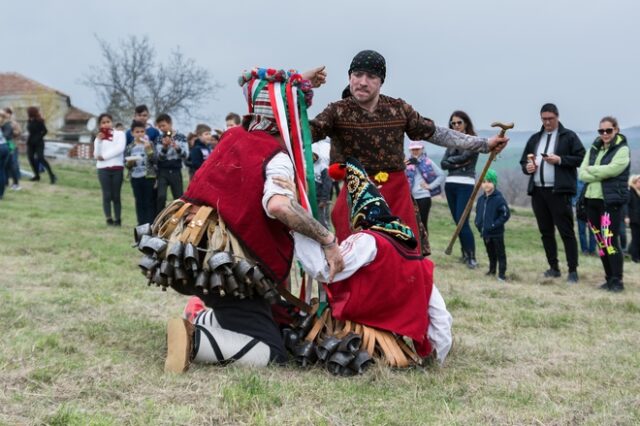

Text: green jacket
xmin=578 ymin=134 xmax=630 ymax=200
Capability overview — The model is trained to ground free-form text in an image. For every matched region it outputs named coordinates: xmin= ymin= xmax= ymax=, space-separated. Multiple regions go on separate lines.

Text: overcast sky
xmin=3 ymin=0 xmax=640 ymax=132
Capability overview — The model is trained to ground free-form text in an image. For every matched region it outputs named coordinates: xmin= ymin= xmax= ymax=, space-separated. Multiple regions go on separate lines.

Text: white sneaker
xmin=11 ymin=184 xmax=21 ymax=191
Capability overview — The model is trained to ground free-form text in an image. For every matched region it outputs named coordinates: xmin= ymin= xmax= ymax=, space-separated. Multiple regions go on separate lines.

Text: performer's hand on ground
xmin=543 ymin=153 xmax=561 ymax=165
xmin=301 ymin=66 xmax=327 ymax=88
xmin=323 ymin=241 xmax=345 ymax=282
xmin=488 ymin=135 xmax=509 ymax=153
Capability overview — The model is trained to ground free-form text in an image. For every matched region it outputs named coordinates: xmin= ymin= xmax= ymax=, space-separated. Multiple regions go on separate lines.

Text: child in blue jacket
xmin=475 ymin=169 xmax=511 ymax=281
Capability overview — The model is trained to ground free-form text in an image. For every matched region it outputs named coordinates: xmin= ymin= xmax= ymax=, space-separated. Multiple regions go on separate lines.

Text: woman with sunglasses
xmin=441 ymin=111 xmax=479 ymax=268
xmin=578 ymin=116 xmax=630 ymax=292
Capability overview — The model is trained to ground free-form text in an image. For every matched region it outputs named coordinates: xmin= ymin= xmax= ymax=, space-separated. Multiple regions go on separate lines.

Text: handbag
xmin=576 ymin=183 xmax=588 ymax=221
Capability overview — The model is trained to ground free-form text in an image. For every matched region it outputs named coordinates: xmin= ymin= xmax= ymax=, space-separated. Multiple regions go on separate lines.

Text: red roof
xmin=0 ymin=72 xmax=69 ymax=98
xmin=65 ymin=105 xmax=94 ymax=121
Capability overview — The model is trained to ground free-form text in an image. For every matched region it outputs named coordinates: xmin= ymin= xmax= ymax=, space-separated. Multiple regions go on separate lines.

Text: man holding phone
xmin=519 ymin=103 xmax=586 ymax=283
xmin=154 ymin=113 xmax=188 ymax=213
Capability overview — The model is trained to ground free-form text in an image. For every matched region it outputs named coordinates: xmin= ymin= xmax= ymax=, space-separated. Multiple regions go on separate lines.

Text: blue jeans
xmin=445 ymin=182 xmax=476 ymax=254
xmin=5 ymin=146 xmax=20 ymax=185
xmin=577 ymin=218 xmax=596 ymax=254
xmin=0 ymin=144 xmax=9 ymax=198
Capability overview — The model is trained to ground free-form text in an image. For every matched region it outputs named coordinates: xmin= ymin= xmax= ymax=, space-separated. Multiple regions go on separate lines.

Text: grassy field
xmin=1 ymin=160 xmax=639 ymax=425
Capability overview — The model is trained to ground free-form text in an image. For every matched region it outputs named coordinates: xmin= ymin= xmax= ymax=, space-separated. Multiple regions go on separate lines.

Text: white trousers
xmin=192 ymin=309 xmax=271 ymax=367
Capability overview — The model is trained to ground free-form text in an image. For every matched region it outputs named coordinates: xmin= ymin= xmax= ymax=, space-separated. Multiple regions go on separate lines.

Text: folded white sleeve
xmin=293 ymin=232 xmax=377 ymax=283
xmin=262 ymin=152 xmax=296 ymax=218
xmin=427 ymin=285 xmax=453 ymax=365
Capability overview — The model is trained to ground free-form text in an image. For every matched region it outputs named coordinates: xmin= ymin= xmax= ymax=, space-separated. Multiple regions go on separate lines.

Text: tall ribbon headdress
xmin=239 ymin=68 xmax=318 ymax=218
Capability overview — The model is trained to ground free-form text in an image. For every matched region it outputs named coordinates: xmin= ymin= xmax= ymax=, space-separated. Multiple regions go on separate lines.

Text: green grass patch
xmin=1 ymin=160 xmax=639 ymax=424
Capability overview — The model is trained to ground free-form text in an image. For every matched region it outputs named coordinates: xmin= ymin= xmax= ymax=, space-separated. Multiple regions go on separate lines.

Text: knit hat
xmin=348 ymin=50 xmax=386 ymax=83
xmin=345 ymin=157 xmax=417 ymax=248
xmin=408 ymin=141 xmax=423 ymax=150
xmin=484 ymin=169 xmax=498 ymax=186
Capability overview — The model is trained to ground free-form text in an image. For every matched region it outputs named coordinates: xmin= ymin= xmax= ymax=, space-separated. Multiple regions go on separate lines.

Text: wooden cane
xmin=444 ymin=122 xmax=514 ymax=255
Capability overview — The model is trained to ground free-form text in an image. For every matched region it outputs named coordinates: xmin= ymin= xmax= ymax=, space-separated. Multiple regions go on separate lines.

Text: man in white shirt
xmin=519 ymin=103 xmax=585 ymax=283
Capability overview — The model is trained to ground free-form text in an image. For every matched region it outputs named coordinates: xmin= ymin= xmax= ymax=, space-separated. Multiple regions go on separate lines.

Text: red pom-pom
xmin=328 ymin=163 xmax=347 ymax=181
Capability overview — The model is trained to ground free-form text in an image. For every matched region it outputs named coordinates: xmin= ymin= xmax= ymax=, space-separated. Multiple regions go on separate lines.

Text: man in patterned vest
xmin=310 ymin=50 xmax=509 ymax=251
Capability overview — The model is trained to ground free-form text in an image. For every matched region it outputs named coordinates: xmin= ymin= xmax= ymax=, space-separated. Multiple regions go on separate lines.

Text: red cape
xmin=324 ymin=230 xmax=433 ymax=356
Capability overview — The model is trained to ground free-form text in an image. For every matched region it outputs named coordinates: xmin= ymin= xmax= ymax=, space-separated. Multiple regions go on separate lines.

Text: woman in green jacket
xmin=578 ymin=116 xmax=630 ymax=292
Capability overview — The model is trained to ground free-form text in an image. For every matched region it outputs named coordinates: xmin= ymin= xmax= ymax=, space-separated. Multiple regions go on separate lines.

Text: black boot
xmin=609 ymin=278 xmax=624 ymax=293
xmin=460 ymin=248 xmax=468 ymax=264
xmin=598 ymin=277 xmax=611 ymax=290
xmin=466 ymin=251 xmax=478 ymax=269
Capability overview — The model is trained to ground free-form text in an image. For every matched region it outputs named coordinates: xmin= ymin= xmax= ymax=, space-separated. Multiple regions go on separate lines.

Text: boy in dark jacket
xmin=189 ymin=124 xmax=213 ymax=178
xmin=475 ymin=169 xmax=511 ymax=281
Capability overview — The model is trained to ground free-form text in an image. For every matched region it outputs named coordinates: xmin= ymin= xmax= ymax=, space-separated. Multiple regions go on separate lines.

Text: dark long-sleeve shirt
xmin=27 ymin=119 xmax=47 ymax=145
xmin=310 ymin=95 xmax=489 ymax=174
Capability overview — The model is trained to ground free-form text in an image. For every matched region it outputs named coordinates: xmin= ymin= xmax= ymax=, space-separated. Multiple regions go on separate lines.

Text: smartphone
xmin=541 ymin=153 xmax=549 ymax=158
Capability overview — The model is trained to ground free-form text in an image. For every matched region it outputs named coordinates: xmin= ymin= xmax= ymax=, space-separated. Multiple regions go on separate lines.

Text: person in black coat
xmin=519 ymin=103 xmax=585 ymax=283
xmin=475 ymin=169 xmax=510 ymax=281
xmin=26 ymin=106 xmax=56 ymax=183
xmin=625 ymin=175 xmax=640 ymax=263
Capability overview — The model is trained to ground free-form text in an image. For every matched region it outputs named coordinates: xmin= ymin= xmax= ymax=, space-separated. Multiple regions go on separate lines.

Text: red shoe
xmin=183 ymin=296 xmax=206 ymax=322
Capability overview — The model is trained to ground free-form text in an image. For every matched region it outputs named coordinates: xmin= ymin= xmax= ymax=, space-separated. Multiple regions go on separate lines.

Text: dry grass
xmin=1 ymin=161 xmax=639 ymax=425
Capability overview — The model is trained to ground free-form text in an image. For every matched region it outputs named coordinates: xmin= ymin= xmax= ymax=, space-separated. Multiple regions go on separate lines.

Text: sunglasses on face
xmin=597 ymin=128 xmax=615 ymax=135
xmin=450 ymin=120 xmax=464 ymax=126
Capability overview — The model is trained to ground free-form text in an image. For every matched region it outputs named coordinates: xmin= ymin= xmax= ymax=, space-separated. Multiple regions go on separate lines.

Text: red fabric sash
xmin=324 ymin=230 xmax=433 ymax=356
xmin=331 ymin=170 xmax=420 ymax=247
xmin=182 ymin=127 xmax=294 ymax=284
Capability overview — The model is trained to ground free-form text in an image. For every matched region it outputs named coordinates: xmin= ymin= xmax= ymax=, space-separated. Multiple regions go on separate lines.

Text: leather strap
xmin=362 ymin=326 xmax=375 ymax=356
xmin=152 ymin=200 xmax=183 ymax=233
xmin=396 ymin=337 xmax=421 ymax=365
xmin=159 ymin=202 xmax=192 ymax=238
xmin=277 ymin=286 xmax=311 ymax=313
xmin=184 ymin=206 xmax=213 ymax=245
xmin=304 ymin=308 xmax=328 ymax=342
xmin=367 ymin=329 xmax=409 ymax=367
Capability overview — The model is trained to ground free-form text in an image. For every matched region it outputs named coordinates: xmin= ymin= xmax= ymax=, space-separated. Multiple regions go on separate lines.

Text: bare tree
xmin=499 ymin=167 xmax=530 ymax=207
xmin=83 ymin=35 xmax=220 ymax=123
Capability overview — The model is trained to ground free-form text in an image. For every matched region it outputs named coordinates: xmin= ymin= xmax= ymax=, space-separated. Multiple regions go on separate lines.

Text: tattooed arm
xmin=267 ymin=194 xmax=345 ymax=281
xmin=263 ymin=154 xmax=344 ymax=280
